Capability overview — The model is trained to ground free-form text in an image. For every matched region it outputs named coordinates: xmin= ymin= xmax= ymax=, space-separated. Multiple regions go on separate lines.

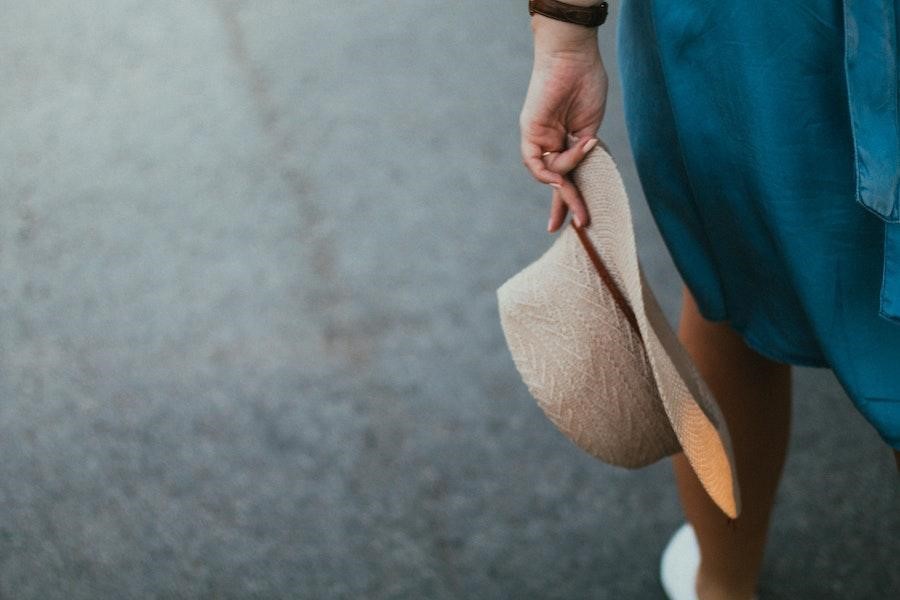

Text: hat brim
xmin=497 ymin=141 xmax=741 ymax=519
xmin=572 ymin=144 xmax=741 ymax=519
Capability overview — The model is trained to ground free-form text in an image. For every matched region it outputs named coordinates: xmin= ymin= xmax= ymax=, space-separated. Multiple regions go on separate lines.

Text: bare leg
xmin=673 ymin=285 xmax=792 ymax=600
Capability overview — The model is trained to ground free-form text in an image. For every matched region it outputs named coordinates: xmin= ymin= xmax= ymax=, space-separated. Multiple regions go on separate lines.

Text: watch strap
xmin=528 ymin=0 xmax=609 ymax=28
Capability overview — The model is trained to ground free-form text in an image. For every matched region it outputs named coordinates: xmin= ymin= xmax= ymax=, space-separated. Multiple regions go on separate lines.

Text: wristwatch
xmin=528 ymin=0 xmax=609 ymax=28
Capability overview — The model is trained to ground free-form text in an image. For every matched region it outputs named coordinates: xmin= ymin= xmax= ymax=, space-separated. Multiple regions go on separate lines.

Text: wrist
xmin=531 ymin=13 xmax=599 ymax=55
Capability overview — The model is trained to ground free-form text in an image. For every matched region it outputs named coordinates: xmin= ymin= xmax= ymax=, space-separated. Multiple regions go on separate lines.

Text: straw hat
xmin=496 ymin=139 xmax=741 ymax=519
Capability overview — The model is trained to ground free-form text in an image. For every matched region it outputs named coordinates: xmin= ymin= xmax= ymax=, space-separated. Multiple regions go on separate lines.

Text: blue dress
xmin=616 ymin=0 xmax=900 ymax=448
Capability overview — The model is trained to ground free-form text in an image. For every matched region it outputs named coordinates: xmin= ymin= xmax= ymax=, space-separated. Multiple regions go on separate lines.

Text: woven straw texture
xmin=496 ymin=142 xmax=741 ymax=519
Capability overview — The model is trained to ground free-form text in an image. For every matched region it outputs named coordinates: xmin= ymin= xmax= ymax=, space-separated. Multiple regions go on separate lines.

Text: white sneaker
xmin=660 ymin=522 xmax=701 ymax=600
xmin=660 ymin=522 xmax=760 ymax=600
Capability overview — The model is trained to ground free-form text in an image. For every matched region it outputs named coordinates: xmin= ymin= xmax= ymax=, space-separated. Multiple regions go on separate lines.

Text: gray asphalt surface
xmin=0 ymin=1 xmax=897 ymax=598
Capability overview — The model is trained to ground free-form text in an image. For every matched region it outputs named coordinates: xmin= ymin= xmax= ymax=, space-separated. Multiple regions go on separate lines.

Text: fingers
xmin=545 ymin=180 xmax=589 ymax=232
xmin=521 ymin=138 xmax=565 ymax=188
xmin=542 ymin=141 xmax=591 ymax=231
xmin=547 ymin=187 xmax=567 ymax=233
xmin=523 ymin=133 xmax=598 ymax=233
xmin=539 ymin=163 xmax=589 ymax=230
xmin=551 ymin=176 xmax=590 ymax=230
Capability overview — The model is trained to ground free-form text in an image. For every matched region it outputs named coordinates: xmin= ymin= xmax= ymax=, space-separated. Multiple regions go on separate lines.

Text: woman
xmin=519 ymin=1 xmax=900 ymax=599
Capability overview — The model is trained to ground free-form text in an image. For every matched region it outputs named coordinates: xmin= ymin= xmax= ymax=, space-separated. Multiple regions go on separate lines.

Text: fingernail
xmin=547 ymin=217 xmax=554 ymax=232
xmin=549 ymin=182 xmax=562 ymax=189
xmin=574 ymin=216 xmax=583 ymax=227
xmin=583 ymin=138 xmax=598 ymax=152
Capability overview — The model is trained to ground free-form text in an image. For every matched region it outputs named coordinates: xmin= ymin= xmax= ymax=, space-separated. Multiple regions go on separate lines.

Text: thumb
xmin=544 ymin=135 xmax=599 ymax=175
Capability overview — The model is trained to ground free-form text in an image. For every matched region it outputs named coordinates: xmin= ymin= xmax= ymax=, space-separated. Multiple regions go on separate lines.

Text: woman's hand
xmin=520 ymin=15 xmax=609 ymax=232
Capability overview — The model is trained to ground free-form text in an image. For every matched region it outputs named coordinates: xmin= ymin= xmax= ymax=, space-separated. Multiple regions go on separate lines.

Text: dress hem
xmin=691 ymin=297 xmax=830 ymax=369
